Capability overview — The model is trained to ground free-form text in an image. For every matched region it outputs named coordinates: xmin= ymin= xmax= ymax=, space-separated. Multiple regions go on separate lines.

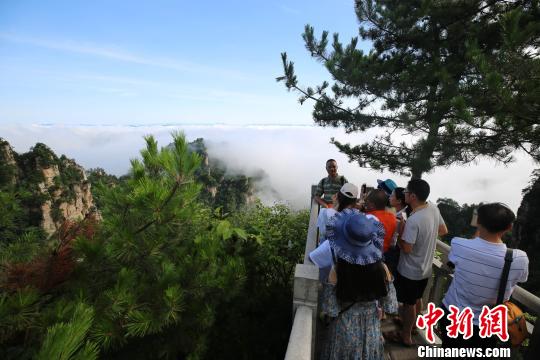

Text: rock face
xmin=512 ymin=170 xmax=540 ymax=295
xmin=512 ymin=170 xmax=540 ymax=249
xmin=184 ymin=138 xmax=256 ymax=211
xmin=39 ymin=161 xmax=95 ymax=236
xmin=0 ymin=138 xmax=96 ymax=237
xmin=0 ymin=140 xmax=19 ymax=186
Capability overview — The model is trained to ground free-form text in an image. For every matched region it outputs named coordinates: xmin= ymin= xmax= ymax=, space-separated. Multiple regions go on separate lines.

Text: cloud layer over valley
xmin=1 ymin=123 xmax=535 ymax=211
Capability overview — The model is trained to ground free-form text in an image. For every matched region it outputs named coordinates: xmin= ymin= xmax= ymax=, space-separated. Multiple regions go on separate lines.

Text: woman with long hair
xmin=321 ymin=210 xmax=387 ymax=359
xmin=385 ymin=187 xmax=411 ymax=274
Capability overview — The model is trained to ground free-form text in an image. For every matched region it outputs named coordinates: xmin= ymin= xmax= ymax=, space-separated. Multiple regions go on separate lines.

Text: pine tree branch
xmin=134 ymin=179 xmax=192 ymax=234
xmin=519 ymin=143 xmax=535 ymax=158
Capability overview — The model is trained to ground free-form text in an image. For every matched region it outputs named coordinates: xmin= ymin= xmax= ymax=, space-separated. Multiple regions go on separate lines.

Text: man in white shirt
xmin=390 ymin=178 xmax=447 ymax=346
xmin=440 ymin=203 xmax=529 ymax=348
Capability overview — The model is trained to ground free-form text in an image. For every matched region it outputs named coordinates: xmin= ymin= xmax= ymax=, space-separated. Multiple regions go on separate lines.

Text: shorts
xmin=394 ymin=271 xmax=428 ymax=305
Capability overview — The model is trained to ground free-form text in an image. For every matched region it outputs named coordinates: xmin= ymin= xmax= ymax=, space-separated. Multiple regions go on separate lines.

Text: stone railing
xmin=425 ymin=240 xmax=540 ymax=359
xmin=284 ymin=187 xmax=320 ymax=360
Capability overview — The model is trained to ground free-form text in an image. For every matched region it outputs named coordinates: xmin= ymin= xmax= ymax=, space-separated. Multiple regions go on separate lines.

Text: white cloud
xmin=0 ymin=32 xmax=252 ymax=80
xmin=0 ymin=123 xmax=535 ymax=212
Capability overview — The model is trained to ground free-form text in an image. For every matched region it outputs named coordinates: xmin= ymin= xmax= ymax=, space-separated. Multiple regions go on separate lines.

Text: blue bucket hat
xmin=377 ymin=179 xmax=398 ymax=196
xmin=326 ymin=208 xmax=385 ymax=265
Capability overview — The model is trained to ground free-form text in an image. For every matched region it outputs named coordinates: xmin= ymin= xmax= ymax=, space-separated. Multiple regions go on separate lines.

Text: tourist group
xmin=309 ymin=159 xmax=529 ymax=359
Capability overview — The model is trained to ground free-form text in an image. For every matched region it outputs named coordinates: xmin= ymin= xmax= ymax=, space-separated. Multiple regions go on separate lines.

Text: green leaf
xmin=233 ymin=228 xmax=247 ymax=240
xmin=36 ymin=303 xmax=96 ymax=360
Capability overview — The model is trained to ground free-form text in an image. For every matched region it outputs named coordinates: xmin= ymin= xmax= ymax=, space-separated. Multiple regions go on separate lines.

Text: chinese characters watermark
xmin=416 ymin=303 xmax=508 ymax=343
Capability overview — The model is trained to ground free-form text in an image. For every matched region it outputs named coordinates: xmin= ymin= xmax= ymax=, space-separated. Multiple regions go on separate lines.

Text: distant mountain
xmin=0 ymin=136 xmax=258 ymax=243
xmin=0 ymin=138 xmax=96 ymax=238
xmin=87 ymin=137 xmax=258 ymax=213
xmin=176 ymin=138 xmax=256 ymax=212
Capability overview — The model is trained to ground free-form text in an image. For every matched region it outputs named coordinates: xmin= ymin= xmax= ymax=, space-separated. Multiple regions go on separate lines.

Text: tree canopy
xmin=0 ymin=133 xmax=308 ymax=359
xmin=279 ymin=0 xmax=540 ymax=178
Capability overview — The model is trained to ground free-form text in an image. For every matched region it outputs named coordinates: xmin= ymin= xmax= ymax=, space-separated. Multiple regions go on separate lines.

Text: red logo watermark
xmin=416 ymin=303 xmax=508 ymax=344
xmin=479 ymin=304 xmax=509 ymax=342
xmin=416 ymin=303 xmax=444 ymax=343
xmin=446 ymin=305 xmax=474 ymax=339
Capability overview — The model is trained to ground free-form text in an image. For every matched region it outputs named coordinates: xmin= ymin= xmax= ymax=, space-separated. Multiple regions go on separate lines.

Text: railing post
xmin=284 ymin=306 xmax=313 ymax=360
xmin=293 ymin=264 xmax=319 ymax=318
xmin=292 ymin=263 xmax=319 ymax=359
xmin=429 ymin=264 xmax=447 ymax=307
xmin=422 ymin=272 xmax=435 ymax=311
xmin=304 ymin=199 xmax=320 ymax=264
xmin=311 ymin=184 xmax=317 ymax=199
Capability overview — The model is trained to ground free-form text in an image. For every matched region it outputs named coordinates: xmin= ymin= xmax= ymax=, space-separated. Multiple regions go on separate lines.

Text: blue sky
xmin=0 ymin=0 xmax=366 ymax=125
xmin=1 ymin=2 xmax=535 ymax=211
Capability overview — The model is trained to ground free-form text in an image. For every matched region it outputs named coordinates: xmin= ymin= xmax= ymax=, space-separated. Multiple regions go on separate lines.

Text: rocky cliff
xmin=0 ymin=138 xmax=96 ymax=237
xmin=512 ymin=169 xmax=540 ymax=295
xmin=184 ymin=138 xmax=256 ymax=211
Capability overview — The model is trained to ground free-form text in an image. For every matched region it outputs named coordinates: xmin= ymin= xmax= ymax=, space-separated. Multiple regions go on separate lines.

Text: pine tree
xmin=278 ymin=0 xmax=539 ymax=178
xmin=1 ymin=132 xmax=247 ymax=359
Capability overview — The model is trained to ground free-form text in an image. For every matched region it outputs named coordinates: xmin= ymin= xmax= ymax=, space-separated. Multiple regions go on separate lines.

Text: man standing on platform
xmin=389 ymin=178 xmax=448 ymax=347
xmin=314 ymin=159 xmax=348 ymax=208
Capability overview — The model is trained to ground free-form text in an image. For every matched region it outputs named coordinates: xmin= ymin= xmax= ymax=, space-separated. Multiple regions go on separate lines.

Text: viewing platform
xmin=284 ymin=187 xmax=540 ymax=359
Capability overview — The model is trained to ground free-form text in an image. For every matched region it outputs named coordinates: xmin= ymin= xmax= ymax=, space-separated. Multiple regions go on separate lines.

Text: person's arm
xmin=399 ymin=220 xmax=417 ymax=254
xmin=314 ymin=195 xmax=328 ymax=208
xmin=398 ymin=237 xmax=413 ymax=254
xmin=314 ymin=180 xmax=327 ymax=207
xmin=438 ymin=223 xmax=448 ymax=236
xmin=438 ymin=211 xmax=448 ymax=236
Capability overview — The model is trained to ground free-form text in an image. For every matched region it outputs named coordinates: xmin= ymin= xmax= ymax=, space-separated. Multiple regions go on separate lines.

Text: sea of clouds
xmin=1 ymin=123 xmax=536 ymax=212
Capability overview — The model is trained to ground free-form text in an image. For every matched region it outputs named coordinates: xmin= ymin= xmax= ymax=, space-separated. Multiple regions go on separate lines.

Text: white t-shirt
xmin=442 ymin=237 xmax=529 ymax=325
xmin=390 ymin=207 xmax=408 ymax=247
xmin=397 ymin=202 xmax=445 ymax=280
xmin=317 ymin=208 xmax=337 ymax=242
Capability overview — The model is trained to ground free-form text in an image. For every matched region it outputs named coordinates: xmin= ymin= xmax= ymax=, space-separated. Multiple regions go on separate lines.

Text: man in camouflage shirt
xmin=314 ymin=159 xmax=348 ymax=208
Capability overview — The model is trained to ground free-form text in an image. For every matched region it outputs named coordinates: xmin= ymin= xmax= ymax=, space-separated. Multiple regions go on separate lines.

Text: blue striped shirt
xmin=442 ymin=237 xmax=528 ymax=325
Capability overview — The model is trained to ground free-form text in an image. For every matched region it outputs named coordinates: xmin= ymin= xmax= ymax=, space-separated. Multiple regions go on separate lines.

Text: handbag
xmin=497 ymin=248 xmax=529 ymax=347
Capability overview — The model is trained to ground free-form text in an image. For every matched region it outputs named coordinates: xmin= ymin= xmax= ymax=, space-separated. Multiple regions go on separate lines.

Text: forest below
xmin=0 ymin=134 xmax=308 ymax=359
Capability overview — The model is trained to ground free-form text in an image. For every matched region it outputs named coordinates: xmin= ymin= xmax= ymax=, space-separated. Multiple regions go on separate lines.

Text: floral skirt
xmin=320 ymin=284 xmax=384 ymax=360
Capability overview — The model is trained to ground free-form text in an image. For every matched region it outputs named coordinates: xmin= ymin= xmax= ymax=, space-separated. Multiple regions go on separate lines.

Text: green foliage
xmin=513 ymin=170 xmax=540 ymax=296
xmin=1 ymin=133 xmax=311 ymax=359
xmin=211 ymin=174 xmax=253 ymax=213
xmin=279 ymin=0 xmax=540 ymax=177
xmin=28 ymin=143 xmax=59 ymax=168
xmin=207 ymin=202 xmax=308 ymax=359
xmin=58 ymin=160 xmax=84 ymax=187
xmin=36 ymin=303 xmax=98 ymax=360
xmin=0 ymin=132 xmax=256 ymax=359
xmin=68 ymin=133 xmax=247 ymax=358
xmin=0 ymin=229 xmax=45 ymax=264
xmin=51 ymin=200 xmax=64 ymax=223
xmin=464 ymin=5 xmax=540 ymax=161
xmin=0 ymin=157 xmax=17 ymax=187
xmin=187 ymin=139 xmax=255 ymax=213
xmin=0 ymin=187 xmax=46 ymax=245
xmin=0 ymin=288 xmax=41 ymax=347
xmin=436 ymin=198 xmax=478 ymax=243
xmin=86 ymin=168 xmax=120 ymax=210
xmin=0 ymin=190 xmax=27 ymax=241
